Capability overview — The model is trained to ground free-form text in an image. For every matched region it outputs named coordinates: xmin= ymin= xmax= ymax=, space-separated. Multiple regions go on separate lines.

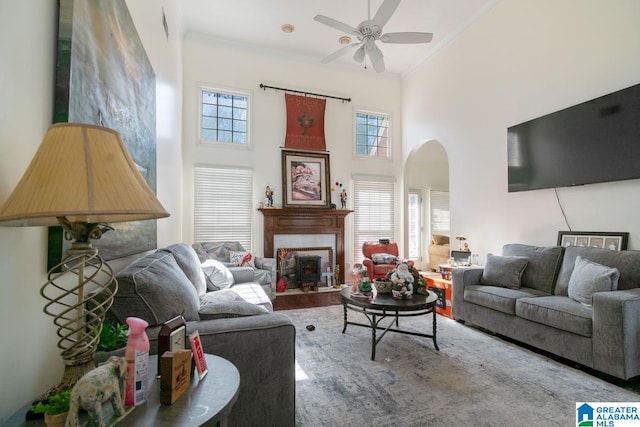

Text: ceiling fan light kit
xmin=314 ymin=0 xmax=433 ymax=73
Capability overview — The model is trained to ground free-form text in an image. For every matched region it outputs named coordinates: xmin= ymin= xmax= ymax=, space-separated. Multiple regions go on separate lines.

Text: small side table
xmin=7 ymin=354 xmax=240 ymax=427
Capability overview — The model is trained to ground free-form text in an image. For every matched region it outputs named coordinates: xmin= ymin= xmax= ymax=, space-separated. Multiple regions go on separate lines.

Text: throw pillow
xmin=481 ymin=254 xmax=529 ymax=289
xmin=568 ymin=256 xmax=619 ymax=307
xmin=229 ymin=250 xmax=256 ymax=268
xmin=371 ymin=252 xmax=401 ymax=265
xmin=202 ymin=259 xmax=235 ymax=291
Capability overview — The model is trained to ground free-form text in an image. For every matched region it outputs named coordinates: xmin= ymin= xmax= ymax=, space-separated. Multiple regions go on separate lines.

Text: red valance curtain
xmin=284 ymin=93 xmax=326 ymax=151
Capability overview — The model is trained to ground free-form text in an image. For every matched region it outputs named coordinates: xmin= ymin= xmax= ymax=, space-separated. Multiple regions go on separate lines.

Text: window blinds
xmin=194 ymin=165 xmax=253 ymax=250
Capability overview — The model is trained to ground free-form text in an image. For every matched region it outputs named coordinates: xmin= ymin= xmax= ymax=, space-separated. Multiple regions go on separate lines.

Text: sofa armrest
xmin=186 ymin=313 xmax=296 ymax=427
xmin=362 ymin=259 xmax=375 ymax=279
xmin=451 ymin=267 xmax=484 ymax=321
xmin=592 ymin=288 xmax=640 ymax=379
xmin=255 ymin=256 xmax=276 ymax=282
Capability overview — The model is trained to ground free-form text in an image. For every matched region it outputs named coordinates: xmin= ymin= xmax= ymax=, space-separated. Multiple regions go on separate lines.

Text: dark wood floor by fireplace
xmin=273 ymin=289 xmax=342 ymax=310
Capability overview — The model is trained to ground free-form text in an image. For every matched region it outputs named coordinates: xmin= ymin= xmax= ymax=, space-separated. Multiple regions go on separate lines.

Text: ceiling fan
xmin=314 ymin=0 xmax=433 ymax=73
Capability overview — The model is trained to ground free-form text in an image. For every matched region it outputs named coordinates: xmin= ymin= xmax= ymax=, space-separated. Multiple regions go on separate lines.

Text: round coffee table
xmin=341 ymin=287 xmax=439 ymax=360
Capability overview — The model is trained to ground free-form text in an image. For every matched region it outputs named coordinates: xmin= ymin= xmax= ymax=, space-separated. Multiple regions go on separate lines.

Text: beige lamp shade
xmin=0 ymin=122 xmax=169 ymax=226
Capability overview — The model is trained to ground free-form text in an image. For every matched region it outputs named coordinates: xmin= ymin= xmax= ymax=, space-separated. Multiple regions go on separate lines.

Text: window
xmin=353 ymin=177 xmax=395 ymax=264
xmin=355 ymin=111 xmax=389 ymax=158
xmin=200 ymin=87 xmax=249 ymax=145
xmin=194 ymin=165 xmax=253 ymax=250
xmin=429 ymin=189 xmax=450 ymax=238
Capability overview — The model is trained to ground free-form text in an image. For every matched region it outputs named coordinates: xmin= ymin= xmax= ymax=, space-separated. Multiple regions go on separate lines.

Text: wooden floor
xmin=273 ymin=286 xmax=344 ymax=310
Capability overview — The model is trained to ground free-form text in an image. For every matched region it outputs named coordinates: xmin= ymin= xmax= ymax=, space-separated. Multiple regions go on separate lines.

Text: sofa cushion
xmin=555 ymin=245 xmax=640 ymax=295
xmin=202 ymin=259 xmax=235 ymax=291
xmin=371 ymin=253 xmax=401 ymax=265
xmin=567 ymin=256 xmax=619 ymax=306
xmin=159 ymin=243 xmax=207 ymax=296
xmin=463 ymin=285 xmax=548 ymax=315
xmin=230 ymin=283 xmax=274 ymax=312
xmin=113 ymin=252 xmax=201 ymax=326
xmin=199 ymin=290 xmax=269 ymax=319
xmin=515 ymin=295 xmax=593 ymax=337
xmin=229 ymin=250 xmax=256 ymax=268
xmin=481 ymin=254 xmax=529 ymax=289
xmin=502 ymin=244 xmax=564 ymax=294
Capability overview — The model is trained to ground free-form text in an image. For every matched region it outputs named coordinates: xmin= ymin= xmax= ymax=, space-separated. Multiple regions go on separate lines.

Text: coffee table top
xmin=341 ymin=287 xmax=437 ymax=311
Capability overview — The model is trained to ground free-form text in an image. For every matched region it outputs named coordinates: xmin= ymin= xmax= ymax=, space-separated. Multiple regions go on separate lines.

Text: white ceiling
xmin=181 ymin=0 xmax=500 ymax=78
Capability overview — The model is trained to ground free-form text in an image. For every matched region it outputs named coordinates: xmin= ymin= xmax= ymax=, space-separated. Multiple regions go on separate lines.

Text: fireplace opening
xmin=277 ymin=246 xmax=334 ymax=291
xmin=296 ymin=255 xmax=321 ymax=291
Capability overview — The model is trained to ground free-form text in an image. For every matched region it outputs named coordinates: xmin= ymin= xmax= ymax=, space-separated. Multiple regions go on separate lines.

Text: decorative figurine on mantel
xmin=339 ymin=188 xmax=347 ymax=209
xmin=264 ymin=185 xmax=274 ymax=208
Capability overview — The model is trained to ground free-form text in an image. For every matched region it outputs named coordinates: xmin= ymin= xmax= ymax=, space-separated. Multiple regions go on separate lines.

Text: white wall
xmin=402 ymin=0 xmax=640 ymax=261
xmin=0 ymin=1 xmax=183 ymax=422
xmin=181 ymin=33 xmax=404 ymax=268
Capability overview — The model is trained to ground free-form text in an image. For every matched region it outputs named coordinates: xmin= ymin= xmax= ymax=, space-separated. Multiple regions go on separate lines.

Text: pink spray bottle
xmin=125 ymin=316 xmax=150 ymax=406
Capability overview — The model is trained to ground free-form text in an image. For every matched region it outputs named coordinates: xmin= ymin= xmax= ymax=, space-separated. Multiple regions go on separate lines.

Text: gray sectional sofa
xmin=452 ymin=243 xmax=640 ymax=380
xmin=103 ymin=243 xmax=295 ymax=427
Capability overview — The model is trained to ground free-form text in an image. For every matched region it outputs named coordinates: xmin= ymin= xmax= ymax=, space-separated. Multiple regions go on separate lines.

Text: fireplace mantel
xmin=259 ymin=208 xmax=352 ymax=282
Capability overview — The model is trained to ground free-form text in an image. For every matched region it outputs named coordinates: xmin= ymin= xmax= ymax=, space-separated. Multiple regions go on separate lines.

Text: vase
xmin=44 ymin=412 xmax=68 ymax=427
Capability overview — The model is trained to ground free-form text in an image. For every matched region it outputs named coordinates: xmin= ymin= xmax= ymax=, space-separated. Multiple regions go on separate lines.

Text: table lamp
xmin=0 ymin=123 xmax=169 ymax=396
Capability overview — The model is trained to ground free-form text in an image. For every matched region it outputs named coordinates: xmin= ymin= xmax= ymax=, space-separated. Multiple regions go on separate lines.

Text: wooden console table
xmin=259 ymin=208 xmax=352 ymax=283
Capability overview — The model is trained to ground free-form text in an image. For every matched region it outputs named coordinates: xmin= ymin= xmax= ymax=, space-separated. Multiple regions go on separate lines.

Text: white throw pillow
xmin=202 ymin=258 xmax=235 ymax=291
xmin=229 ymin=250 xmax=256 ymax=268
xmin=568 ymin=256 xmax=619 ymax=307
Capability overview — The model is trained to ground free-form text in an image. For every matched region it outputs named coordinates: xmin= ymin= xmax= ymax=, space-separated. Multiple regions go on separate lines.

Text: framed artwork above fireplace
xmin=281 ymin=149 xmax=331 ymax=208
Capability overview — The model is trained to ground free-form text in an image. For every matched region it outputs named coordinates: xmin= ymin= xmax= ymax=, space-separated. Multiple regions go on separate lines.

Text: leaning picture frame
xmin=281 ymin=149 xmax=331 ymax=208
xmin=557 ymin=231 xmax=629 ymax=251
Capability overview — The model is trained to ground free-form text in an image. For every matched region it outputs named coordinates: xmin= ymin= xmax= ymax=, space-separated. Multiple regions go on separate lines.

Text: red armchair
xmin=362 ymin=241 xmax=414 ymax=280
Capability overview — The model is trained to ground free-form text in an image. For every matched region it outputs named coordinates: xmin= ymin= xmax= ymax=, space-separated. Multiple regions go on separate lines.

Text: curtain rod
xmin=259 ymin=83 xmax=351 ymax=103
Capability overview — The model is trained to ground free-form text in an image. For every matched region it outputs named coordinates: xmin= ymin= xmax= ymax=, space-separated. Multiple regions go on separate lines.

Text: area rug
xmin=286 ymin=305 xmax=639 ymax=426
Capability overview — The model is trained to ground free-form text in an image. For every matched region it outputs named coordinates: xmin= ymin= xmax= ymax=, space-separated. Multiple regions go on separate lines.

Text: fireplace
xmin=259 ymin=208 xmax=352 ymax=283
xmin=296 ymin=255 xmax=321 ymax=290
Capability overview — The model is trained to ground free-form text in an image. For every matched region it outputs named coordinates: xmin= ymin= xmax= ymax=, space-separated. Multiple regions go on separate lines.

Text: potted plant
xmin=94 ymin=320 xmax=128 ymax=364
xmin=30 ymin=389 xmax=71 ymax=427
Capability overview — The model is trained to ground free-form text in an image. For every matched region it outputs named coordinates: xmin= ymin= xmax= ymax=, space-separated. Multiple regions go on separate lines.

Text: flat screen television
xmin=507 ymin=82 xmax=640 ymax=192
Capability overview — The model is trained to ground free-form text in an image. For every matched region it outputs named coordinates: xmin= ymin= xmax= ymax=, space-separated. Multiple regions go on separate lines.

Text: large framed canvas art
xmin=48 ymin=0 xmax=157 ymax=269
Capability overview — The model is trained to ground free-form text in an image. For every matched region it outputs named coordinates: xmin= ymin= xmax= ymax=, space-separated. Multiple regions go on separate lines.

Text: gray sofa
xmin=104 ymin=243 xmax=295 ymax=427
xmin=192 ymin=241 xmax=277 ymax=300
xmin=452 ymin=243 xmax=640 ymax=380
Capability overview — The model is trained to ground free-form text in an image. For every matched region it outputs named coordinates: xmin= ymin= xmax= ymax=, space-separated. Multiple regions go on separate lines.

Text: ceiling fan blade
xmin=314 ymin=15 xmax=359 ymax=36
xmin=373 ymin=0 xmax=401 ymax=28
xmin=371 ymin=56 xmax=386 ymax=73
xmin=321 ymin=44 xmax=359 ymax=64
xmin=380 ymin=32 xmax=434 ymax=44
xmin=353 ymin=45 xmax=365 ymax=63
xmin=366 ymin=41 xmax=384 ymax=65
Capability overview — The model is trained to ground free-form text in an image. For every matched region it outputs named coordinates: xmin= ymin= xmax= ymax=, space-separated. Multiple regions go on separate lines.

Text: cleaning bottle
xmin=125 ymin=316 xmax=150 ymax=406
